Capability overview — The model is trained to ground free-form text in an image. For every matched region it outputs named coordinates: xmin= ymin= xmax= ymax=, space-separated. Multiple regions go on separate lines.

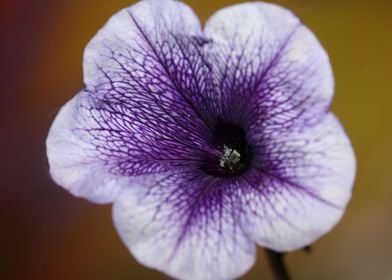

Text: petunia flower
xmin=46 ymin=0 xmax=356 ymax=279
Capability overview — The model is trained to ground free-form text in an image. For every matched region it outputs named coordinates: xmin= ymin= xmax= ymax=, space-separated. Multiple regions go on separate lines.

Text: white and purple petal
xmin=47 ymin=92 xmax=125 ymax=203
xmin=203 ymin=2 xmax=333 ymax=129
xmin=239 ymin=114 xmax=355 ymax=251
xmin=113 ymin=171 xmax=256 ymax=280
xmin=48 ymin=0 xmax=218 ymax=202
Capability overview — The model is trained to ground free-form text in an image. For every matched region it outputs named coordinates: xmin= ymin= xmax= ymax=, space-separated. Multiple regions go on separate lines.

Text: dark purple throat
xmin=200 ymin=119 xmax=252 ymax=178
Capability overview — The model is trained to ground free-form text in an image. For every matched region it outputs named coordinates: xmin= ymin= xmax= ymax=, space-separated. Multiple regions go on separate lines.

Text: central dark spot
xmin=201 ymin=120 xmax=252 ymax=177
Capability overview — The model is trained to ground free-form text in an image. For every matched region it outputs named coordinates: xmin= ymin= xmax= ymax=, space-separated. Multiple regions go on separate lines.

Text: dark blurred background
xmin=1 ymin=0 xmax=391 ymax=279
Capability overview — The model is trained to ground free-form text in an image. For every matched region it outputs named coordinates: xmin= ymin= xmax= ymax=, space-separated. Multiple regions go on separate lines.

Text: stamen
xmin=200 ymin=120 xmax=251 ymax=177
xmin=219 ymin=145 xmax=242 ymax=171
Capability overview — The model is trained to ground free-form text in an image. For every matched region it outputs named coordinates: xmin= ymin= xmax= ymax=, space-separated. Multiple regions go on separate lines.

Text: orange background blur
xmin=2 ymin=0 xmax=392 ymax=279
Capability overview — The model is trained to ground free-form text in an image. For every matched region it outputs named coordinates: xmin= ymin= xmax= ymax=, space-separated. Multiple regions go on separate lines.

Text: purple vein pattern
xmin=46 ymin=1 xmax=356 ymax=279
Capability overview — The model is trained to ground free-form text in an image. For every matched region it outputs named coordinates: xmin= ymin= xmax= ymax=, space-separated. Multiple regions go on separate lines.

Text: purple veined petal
xmin=47 ymin=0 xmax=223 ymax=202
xmin=46 ymin=92 xmax=126 ymax=203
xmin=203 ymin=2 xmax=334 ymax=129
xmin=84 ymin=0 xmax=201 ymax=87
xmin=46 ymin=87 xmax=214 ymax=204
xmin=82 ymin=0 xmax=221 ymax=174
xmin=238 ymin=114 xmax=356 ymax=251
xmin=46 ymin=88 xmax=208 ymax=204
xmin=113 ymin=171 xmax=256 ymax=280
xmin=83 ymin=0 xmax=215 ymax=131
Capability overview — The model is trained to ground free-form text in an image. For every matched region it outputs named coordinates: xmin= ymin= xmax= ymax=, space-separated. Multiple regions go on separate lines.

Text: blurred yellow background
xmin=2 ymin=0 xmax=391 ymax=279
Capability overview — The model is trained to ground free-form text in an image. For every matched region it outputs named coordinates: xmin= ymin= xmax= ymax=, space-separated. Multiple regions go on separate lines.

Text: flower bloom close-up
xmin=46 ymin=0 xmax=356 ymax=279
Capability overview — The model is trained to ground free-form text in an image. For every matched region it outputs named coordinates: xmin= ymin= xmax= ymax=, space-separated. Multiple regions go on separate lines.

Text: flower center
xmin=201 ymin=120 xmax=252 ymax=177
